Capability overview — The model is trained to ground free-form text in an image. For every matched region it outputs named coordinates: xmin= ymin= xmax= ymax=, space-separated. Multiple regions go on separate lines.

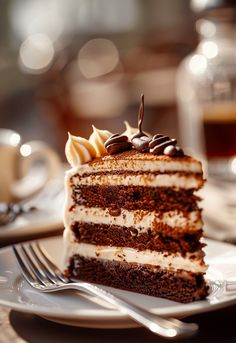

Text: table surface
xmin=1 ymin=231 xmax=236 ymax=342
xmin=1 ymin=304 xmax=236 ymax=343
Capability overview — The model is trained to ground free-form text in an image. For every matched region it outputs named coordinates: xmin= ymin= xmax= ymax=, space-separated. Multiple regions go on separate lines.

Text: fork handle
xmin=61 ymin=281 xmax=198 ymax=338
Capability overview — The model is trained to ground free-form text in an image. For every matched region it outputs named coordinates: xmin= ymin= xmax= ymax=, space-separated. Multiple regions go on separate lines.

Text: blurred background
xmin=1 ymin=0 xmax=236 ymax=242
xmin=0 ymin=0 xmax=198 ymax=160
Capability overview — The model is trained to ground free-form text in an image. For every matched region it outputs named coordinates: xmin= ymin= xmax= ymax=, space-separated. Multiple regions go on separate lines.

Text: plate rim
xmin=0 ymin=217 xmax=63 ymax=239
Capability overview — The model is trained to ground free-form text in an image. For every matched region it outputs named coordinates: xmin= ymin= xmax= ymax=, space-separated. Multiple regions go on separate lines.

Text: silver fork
xmin=13 ymin=242 xmax=198 ymax=339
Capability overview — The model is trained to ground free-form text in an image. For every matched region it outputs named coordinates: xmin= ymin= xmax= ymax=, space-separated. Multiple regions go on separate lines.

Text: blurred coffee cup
xmin=0 ymin=128 xmax=61 ymax=202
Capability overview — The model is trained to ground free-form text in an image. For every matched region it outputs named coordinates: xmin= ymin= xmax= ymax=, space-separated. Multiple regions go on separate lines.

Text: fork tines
xmin=12 ymin=242 xmax=198 ymax=338
xmin=13 ymin=243 xmax=69 ymax=289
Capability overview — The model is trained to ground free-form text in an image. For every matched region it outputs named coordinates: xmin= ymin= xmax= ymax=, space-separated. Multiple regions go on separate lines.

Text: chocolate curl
xmin=137 ymin=93 xmax=145 ymax=136
xmin=131 ymin=94 xmax=151 ymax=152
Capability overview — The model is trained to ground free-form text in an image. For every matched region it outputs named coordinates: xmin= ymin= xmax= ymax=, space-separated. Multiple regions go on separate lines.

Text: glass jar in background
xmin=177 ymin=0 xmax=236 ymax=180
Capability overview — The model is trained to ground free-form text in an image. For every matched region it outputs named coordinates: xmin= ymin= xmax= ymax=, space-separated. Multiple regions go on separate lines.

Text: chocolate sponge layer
xmin=71 ymin=185 xmax=201 ymax=212
xmin=71 ymin=222 xmax=204 ymax=255
xmin=66 ymin=256 xmax=209 ymax=303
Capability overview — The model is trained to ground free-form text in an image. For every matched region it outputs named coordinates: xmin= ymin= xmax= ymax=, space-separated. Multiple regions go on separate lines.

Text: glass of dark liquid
xmin=202 ymin=101 xmax=236 ymax=179
xmin=176 ymin=6 xmax=236 ymax=181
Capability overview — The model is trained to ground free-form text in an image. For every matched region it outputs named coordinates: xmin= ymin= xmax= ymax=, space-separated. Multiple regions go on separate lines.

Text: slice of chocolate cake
xmin=63 ymin=95 xmax=208 ymax=303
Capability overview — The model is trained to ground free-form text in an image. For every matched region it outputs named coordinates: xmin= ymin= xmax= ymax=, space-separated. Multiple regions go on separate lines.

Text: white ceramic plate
xmin=1 ymin=236 xmax=236 ymax=329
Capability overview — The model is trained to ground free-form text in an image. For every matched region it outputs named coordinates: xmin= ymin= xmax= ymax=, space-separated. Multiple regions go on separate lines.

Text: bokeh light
xmin=196 ymin=19 xmax=216 ymax=38
xmin=189 ymin=54 xmax=207 ymax=75
xmin=9 ymin=133 xmax=21 ymax=146
xmin=20 ymin=144 xmax=32 ymax=157
xmin=202 ymin=41 xmax=218 ymax=59
xmin=19 ymin=33 xmax=54 ymax=74
xmin=78 ymin=39 xmax=119 ymax=78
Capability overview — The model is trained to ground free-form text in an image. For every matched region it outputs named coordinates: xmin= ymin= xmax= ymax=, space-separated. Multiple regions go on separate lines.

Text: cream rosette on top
xmin=65 ymin=133 xmax=96 ymax=167
xmin=89 ymin=125 xmax=112 ymax=157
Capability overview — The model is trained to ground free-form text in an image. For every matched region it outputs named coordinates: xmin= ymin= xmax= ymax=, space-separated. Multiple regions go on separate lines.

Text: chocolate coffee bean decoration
xmin=163 ymin=145 xmax=184 ymax=157
xmin=149 ymin=134 xmax=184 ymax=157
xmin=149 ymin=134 xmax=177 ymax=155
xmin=131 ymin=94 xmax=151 ymax=152
xmin=104 ymin=133 xmax=132 ymax=155
xmin=175 ymin=146 xmax=184 ymax=156
xmin=163 ymin=145 xmax=177 ymax=156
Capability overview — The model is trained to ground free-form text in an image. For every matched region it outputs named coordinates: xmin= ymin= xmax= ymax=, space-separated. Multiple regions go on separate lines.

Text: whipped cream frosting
xmin=64 ymin=205 xmax=202 ymax=232
xmin=65 ymin=133 xmax=96 ymax=167
xmin=68 ymin=154 xmax=202 ymax=174
xmin=89 ymin=126 xmax=112 ymax=157
xmin=63 ymin=231 xmax=207 ymax=273
xmin=70 ymin=172 xmax=202 ymax=189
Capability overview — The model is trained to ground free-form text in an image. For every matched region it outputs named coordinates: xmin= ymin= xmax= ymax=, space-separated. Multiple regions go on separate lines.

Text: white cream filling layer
xmin=63 ymin=232 xmax=206 ymax=273
xmin=66 ymin=157 xmax=202 ymax=176
xmin=69 ymin=173 xmax=202 ymax=189
xmin=64 ymin=205 xmax=202 ymax=232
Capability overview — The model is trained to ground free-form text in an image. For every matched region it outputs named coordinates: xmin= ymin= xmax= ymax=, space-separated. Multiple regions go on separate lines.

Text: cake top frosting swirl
xmin=89 ymin=126 xmax=112 ymax=157
xmin=65 ymin=133 xmax=96 ymax=167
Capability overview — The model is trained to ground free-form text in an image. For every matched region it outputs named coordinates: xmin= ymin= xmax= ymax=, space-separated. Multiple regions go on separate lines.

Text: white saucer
xmin=0 ymin=181 xmax=64 ymax=240
xmin=0 ymin=208 xmax=63 ymax=240
xmin=1 ymin=236 xmax=236 ymax=329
